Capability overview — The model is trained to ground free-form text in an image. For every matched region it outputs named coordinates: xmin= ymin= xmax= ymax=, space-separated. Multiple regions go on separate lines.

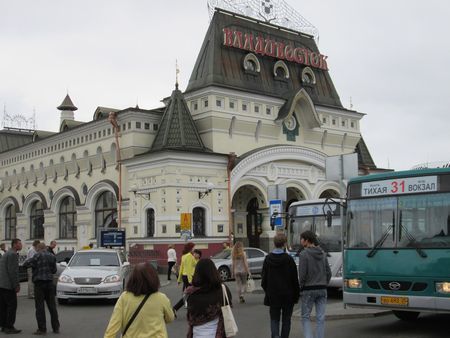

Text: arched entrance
xmin=246 ymin=197 xmax=260 ymax=247
xmin=319 ymin=189 xmax=340 ymax=199
xmin=285 ymin=187 xmax=306 ymax=212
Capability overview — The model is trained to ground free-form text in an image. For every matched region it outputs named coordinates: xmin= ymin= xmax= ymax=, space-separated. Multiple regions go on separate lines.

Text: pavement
xmin=18 ymin=275 xmax=390 ymax=321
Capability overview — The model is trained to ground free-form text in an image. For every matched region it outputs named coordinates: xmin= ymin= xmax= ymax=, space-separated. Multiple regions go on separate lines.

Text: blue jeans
xmin=269 ymin=303 xmax=294 ymax=338
xmin=301 ymin=289 xmax=327 ymax=338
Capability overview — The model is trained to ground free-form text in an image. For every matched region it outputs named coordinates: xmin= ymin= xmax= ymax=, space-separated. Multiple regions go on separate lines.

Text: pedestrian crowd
xmin=0 ymin=238 xmax=60 ymax=335
xmin=1 ymin=230 xmax=331 ymax=338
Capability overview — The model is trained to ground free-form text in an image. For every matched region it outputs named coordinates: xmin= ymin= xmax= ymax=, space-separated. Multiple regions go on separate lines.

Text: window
xmin=5 ymin=205 xmax=17 ymax=240
xmin=204 ymin=100 xmax=209 ymax=108
xmin=341 ymin=120 xmax=346 ymax=127
xmin=30 ymin=201 xmax=44 ymax=239
xmin=229 ymin=101 xmax=235 ymax=109
xmin=146 ymin=209 xmax=155 ymax=237
xmin=94 ymin=191 xmax=117 ymax=236
xmin=266 ymin=107 xmax=271 ymax=115
xmin=193 ymin=207 xmax=206 ymax=237
xmin=332 ymin=119 xmax=336 ymax=125
xmin=128 ymin=122 xmax=131 ymax=129
xmin=59 ymin=196 xmax=77 ymax=239
xmin=216 ymin=99 xmax=222 ymax=107
xmin=322 ymin=117 xmax=327 ymax=123
xmin=144 ymin=123 xmax=150 ymax=130
xmin=242 ymin=103 xmax=247 ymax=111
xmin=136 ymin=122 xmax=141 ymax=129
xmin=153 ymin=124 xmax=158 ymax=131
xmin=351 ymin=121 xmax=355 ymax=128
xmin=254 ymin=105 xmax=260 ymax=113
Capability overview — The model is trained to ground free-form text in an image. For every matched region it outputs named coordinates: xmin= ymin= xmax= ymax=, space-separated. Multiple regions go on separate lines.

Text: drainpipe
xmin=227 ymin=152 xmax=236 ymax=245
xmin=108 ymin=112 xmax=122 ymax=227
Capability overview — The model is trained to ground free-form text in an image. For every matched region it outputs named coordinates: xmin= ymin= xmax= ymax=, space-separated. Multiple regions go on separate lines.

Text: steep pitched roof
xmin=355 ymin=137 xmax=377 ymax=169
xmin=57 ymin=94 xmax=78 ymax=111
xmin=151 ymin=85 xmax=208 ymax=152
xmin=0 ymin=128 xmax=34 ymax=153
xmin=186 ymin=10 xmax=342 ymax=108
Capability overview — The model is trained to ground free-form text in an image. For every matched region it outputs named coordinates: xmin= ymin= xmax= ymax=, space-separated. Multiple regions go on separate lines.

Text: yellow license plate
xmin=381 ymin=296 xmax=409 ymax=306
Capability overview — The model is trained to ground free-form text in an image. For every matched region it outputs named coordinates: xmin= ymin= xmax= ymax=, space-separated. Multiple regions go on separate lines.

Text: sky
xmin=1 ymin=0 xmax=449 ymax=171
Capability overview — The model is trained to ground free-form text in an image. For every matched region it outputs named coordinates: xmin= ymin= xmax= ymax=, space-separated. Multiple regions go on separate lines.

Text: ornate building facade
xmin=0 ymin=9 xmax=377 ymax=263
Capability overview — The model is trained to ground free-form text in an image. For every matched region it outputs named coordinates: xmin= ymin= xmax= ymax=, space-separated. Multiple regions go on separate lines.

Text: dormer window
xmin=302 ymin=67 xmax=316 ymax=85
xmin=274 ymin=60 xmax=289 ymax=79
xmin=243 ymin=53 xmax=261 ymax=74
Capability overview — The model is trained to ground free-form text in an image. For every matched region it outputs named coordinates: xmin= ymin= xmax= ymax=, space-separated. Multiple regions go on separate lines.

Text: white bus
xmin=288 ymin=199 xmax=343 ymax=288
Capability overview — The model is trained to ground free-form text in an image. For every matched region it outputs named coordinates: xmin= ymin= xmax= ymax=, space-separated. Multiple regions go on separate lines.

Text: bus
xmin=343 ymin=168 xmax=450 ymax=320
xmin=288 ymin=199 xmax=343 ymax=288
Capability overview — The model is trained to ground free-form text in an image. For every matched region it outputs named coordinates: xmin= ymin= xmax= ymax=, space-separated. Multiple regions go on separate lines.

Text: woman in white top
xmin=167 ymin=244 xmax=177 ymax=281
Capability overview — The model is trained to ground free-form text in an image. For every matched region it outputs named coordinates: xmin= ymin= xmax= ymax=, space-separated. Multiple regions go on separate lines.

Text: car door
xmin=244 ymin=248 xmax=266 ymax=275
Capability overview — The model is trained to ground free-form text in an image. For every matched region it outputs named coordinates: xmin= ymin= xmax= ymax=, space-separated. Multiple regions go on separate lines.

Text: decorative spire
xmin=175 ymin=59 xmax=180 ymax=90
xmin=57 ymin=94 xmax=78 ymax=111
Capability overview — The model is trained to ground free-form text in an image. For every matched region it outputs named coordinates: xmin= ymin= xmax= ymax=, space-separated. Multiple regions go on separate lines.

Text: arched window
xmin=95 ymin=191 xmax=117 ymax=236
xmin=30 ymin=201 xmax=44 ymax=239
xmin=146 ymin=209 xmax=155 ymax=237
xmin=5 ymin=205 xmax=17 ymax=239
xmin=59 ymin=196 xmax=77 ymax=239
xmin=193 ymin=207 xmax=206 ymax=237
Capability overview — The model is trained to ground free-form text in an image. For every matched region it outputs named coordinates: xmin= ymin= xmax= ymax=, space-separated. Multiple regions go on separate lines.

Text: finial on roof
xmin=175 ymin=59 xmax=180 ymax=90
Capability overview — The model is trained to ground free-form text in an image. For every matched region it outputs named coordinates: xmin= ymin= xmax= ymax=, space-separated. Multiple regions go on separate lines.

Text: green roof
xmin=349 ymin=167 xmax=450 ymax=184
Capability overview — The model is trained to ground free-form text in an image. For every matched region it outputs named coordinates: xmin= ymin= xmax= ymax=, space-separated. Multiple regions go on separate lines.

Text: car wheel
xmin=57 ymin=298 xmax=68 ymax=305
xmin=392 ymin=310 xmax=420 ymax=321
xmin=218 ymin=266 xmax=230 ymax=282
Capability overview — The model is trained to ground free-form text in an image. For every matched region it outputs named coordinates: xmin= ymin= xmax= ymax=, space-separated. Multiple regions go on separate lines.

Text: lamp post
xmin=108 ymin=112 xmax=122 ymax=227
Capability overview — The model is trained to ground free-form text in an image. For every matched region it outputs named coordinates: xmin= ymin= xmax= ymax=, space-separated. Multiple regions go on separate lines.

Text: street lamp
xmin=198 ymin=182 xmax=214 ymax=199
xmin=130 ymin=184 xmax=151 ymax=200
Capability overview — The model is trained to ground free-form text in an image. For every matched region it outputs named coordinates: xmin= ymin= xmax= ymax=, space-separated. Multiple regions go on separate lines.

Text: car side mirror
xmin=60 ymin=262 xmax=68 ymax=267
xmin=122 ymin=262 xmax=130 ymax=267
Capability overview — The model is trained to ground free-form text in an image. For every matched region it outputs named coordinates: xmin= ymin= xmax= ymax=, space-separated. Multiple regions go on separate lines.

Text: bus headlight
xmin=345 ymin=278 xmax=362 ymax=289
xmin=436 ymin=282 xmax=450 ymax=294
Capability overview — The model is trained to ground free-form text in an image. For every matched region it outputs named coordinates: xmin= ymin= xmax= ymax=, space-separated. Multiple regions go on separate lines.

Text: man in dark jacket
xmin=23 ymin=242 xmax=60 ymax=335
xmin=0 ymin=238 xmax=22 ymax=334
xmin=298 ymin=231 xmax=331 ymax=338
xmin=262 ymin=233 xmax=300 ymax=338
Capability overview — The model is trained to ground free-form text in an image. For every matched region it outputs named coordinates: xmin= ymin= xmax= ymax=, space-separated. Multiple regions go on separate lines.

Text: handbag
xmin=246 ymin=275 xmax=255 ymax=293
xmin=122 ymin=293 xmax=150 ymax=337
xmin=221 ymin=284 xmax=238 ymax=337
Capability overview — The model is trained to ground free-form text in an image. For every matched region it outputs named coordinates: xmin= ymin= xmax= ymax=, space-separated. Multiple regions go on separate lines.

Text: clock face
xmin=285 ymin=115 xmax=297 ymax=131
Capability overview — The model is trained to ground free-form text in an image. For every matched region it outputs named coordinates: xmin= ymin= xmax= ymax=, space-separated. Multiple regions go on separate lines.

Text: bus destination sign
xmin=361 ymin=176 xmax=437 ymax=197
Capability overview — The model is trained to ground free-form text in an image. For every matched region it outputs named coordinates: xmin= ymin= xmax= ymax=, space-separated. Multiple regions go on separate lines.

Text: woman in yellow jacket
xmin=104 ymin=262 xmax=174 ymax=338
xmin=177 ymin=242 xmax=197 ymax=290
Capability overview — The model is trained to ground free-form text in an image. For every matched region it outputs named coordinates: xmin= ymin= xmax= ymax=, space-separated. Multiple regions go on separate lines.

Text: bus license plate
xmin=77 ymin=287 xmax=97 ymax=294
xmin=381 ymin=296 xmax=408 ymax=306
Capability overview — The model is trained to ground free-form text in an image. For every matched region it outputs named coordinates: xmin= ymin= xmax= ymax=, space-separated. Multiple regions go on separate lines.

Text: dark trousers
xmin=34 ymin=281 xmax=60 ymax=332
xmin=173 ymin=275 xmax=190 ymax=311
xmin=269 ymin=303 xmax=294 ymax=338
xmin=0 ymin=288 xmax=17 ymax=329
xmin=167 ymin=261 xmax=176 ymax=280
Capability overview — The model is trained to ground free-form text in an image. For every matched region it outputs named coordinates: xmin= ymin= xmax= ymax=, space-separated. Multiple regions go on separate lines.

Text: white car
xmin=211 ymin=247 xmax=267 ymax=281
xmin=56 ymin=249 xmax=130 ymax=304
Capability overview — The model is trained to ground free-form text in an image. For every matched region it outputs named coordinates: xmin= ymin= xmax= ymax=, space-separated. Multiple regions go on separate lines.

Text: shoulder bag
xmin=246 ymin=274 xmax=255 ymax=293
xmin=122 ymin=293 xmax=151 ymax=337
xmin=221 ymin=284 xmax=238 ymax=337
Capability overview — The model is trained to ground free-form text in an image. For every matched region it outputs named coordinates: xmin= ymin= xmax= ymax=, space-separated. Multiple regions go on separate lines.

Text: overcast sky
xmin=1 ymin=0 xmax=449 ymax=171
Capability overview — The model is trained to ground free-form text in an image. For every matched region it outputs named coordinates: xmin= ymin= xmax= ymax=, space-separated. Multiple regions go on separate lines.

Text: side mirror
xmin=326 ymin=210 xmax=333 ymax=227
xmin=122 ymin=262 xmax=130 ymax=267
xmin=60 ymin=262 xmax=68 ymax=267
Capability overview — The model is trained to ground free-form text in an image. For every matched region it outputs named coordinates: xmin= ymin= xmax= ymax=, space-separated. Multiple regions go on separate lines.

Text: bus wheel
xmin=393 ymin=310 xmax=420 ymax=321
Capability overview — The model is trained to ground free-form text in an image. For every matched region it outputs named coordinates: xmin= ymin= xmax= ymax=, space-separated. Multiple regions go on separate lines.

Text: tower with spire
xmin=57 ymin=94 xmax=78 ymax=126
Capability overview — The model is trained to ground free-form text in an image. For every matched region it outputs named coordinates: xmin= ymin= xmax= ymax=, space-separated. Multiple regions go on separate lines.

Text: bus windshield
xmin=347 ymin=192 xmax=450 ymax=249
xmin=290 ymin=202 xmax=342 ymax=252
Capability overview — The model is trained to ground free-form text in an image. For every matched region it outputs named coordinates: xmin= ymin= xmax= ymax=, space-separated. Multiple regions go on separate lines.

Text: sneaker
xmin=33 ymin=329 xmax=47 ymax=335
xmin=172 ymin=308 xmax=177 ymax=319
xmin=4 ymin=328 xmax=22 ymax=334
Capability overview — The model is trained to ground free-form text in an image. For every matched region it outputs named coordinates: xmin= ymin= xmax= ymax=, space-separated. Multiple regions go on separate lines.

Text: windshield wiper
xmin=399 ymin=211 xmax=427 ymax=258
xmin=366 ymin=224 xmax=393 ymax=258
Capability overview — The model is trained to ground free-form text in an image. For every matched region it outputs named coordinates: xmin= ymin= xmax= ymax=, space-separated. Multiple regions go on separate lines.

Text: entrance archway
xmin=319 ymin=189 xmax=340 ymax=199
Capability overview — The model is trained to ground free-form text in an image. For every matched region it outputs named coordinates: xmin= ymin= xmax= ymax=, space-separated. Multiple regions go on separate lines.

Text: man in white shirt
xmin=0 ymin=243 xmax=6 ymax=257
xmin=27 ymin=240 xmax=40 ymax=299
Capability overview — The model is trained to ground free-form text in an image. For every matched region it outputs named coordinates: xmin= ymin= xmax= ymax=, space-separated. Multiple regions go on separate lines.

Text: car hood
xmin=61 ymin=266 xmax=120 ymax=278
xmin=211 ymin=259 xmax=230 ymax=266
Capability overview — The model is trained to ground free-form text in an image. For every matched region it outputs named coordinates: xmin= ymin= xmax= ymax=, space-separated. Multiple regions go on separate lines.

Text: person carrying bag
xmin=221 ymin=284 xmax=238 ymax=337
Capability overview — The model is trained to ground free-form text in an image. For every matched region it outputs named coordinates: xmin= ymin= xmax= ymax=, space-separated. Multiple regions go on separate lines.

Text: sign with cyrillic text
xmin=361 ymin=176 xmax=437 ymax=197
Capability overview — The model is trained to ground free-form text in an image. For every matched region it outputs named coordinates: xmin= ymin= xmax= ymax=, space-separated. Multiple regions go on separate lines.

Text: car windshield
xmin=211 ymin=250 xmax=231 ymax=259
xmin=69 ymin=252 xmax=119 ymax=267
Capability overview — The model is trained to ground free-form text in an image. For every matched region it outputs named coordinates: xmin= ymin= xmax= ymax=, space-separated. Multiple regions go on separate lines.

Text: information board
xmin=100 ymin=229 xmax=126 ymax=247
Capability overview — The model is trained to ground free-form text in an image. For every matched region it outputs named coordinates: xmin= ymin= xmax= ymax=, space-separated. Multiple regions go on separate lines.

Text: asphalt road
xmin=9 ymin=280 xmax=449 ymax=337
